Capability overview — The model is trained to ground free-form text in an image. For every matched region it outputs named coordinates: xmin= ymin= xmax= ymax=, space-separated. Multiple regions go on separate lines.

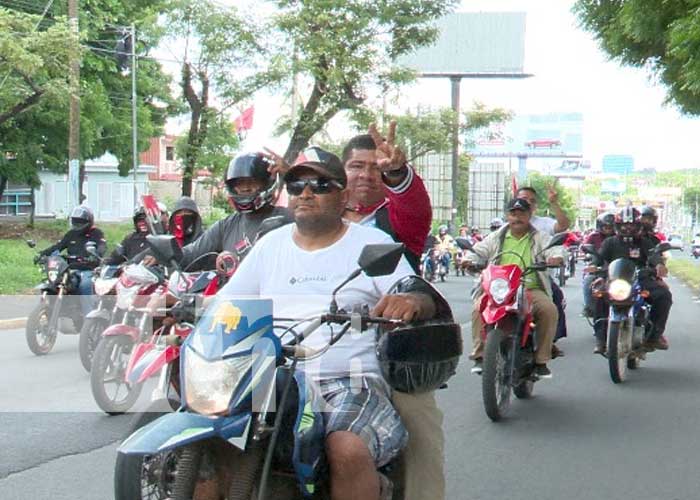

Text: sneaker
xmin=471 ymin=359 xmax=483 ymax=375
xmin=551 ymin=344 xmax=565 ymax=359
xmin=593 ymin=340 xmax=607 ymax=356
xmin=646 ymin=336 xmax=669 ymax=351
xmin=534 ymin=363 xmax=552 ymax=379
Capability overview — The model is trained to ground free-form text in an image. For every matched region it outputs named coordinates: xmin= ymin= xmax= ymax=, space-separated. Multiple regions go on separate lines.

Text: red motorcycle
xmin=456 ymin=233 xmax=567 ymax=421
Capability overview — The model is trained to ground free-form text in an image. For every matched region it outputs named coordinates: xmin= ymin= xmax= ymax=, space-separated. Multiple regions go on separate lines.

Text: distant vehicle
xmin=525 ymin=139 xmax=562 ymax=149
xmin=668 ymin=234 xmax=684 ymax=251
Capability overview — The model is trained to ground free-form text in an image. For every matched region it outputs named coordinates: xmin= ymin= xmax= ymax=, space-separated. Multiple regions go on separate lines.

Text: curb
xmin=0 ymin=318 xmax=27 ymax=330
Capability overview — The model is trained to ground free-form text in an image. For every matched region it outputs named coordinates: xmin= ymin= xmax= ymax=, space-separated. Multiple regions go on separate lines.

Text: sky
xmin=164 ymin=0 xmax=700 ymax=171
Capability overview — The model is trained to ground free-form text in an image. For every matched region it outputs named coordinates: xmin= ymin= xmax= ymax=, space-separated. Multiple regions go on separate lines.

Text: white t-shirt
xmin=531 ymin=215 xmax=557 ymax=236
xmin=219 ymin=222 xmax=415 ymax=381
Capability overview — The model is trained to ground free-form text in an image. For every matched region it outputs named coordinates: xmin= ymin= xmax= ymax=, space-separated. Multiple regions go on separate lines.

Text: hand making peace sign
xmin=368 ymin=120 xmax=407 ymax=173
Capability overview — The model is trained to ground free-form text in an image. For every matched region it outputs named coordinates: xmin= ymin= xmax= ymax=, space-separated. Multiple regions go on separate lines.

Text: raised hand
xmin=368 ymin=121 xmax=406 ymax=173
xmin=262 ymin=147 xmax=290 ymax=178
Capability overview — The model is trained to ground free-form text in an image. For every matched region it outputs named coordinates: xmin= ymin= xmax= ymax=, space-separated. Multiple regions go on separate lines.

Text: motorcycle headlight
xmin=608 ymin=279 xmax=632 ymax=301
xmin=47 ymin=270 xmax=58 ymax=283
xmin=488 ymin=278 xmax=511 ymax=304
xmin=184 ymin=349 xmax=251 ymax=415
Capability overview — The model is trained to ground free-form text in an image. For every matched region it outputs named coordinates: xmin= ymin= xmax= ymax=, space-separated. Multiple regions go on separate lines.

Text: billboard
xmin=398 ymin=12 xmax=527 ymax=75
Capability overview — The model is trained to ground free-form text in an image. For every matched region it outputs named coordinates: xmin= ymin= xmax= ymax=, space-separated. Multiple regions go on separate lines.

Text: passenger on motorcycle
xmin=218 ymin=147 xmax=437 ymax=500
xmin=591 ymin=206 xmax=673 ymax=354
xmin=169 ymin=196 xmax=203 ymax=248
xmin=106 ymin=207 xmax=151 ymax=264
xmin=581 ymin=212 xmax=615 ymax=317
xmin=38 ymin=205 xmax=106 ymax=313
xmin=175 ymin=152 xmax=289 ymax=270
xmin=341 ymin=122 xmax=432 ymax=273
xmin=464 ymin=197 xmax=564 ymax=379
xmin=639 ymin=205 xmax=667 ymax=243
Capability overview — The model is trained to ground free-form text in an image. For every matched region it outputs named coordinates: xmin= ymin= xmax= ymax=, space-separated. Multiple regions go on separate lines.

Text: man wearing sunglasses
xmin=219 ymin=146 xmax=437 ymax=500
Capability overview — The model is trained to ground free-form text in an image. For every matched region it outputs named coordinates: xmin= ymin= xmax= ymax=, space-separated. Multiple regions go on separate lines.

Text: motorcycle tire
xmin=569 ymin=259 xmax=576 ymax=278
xmin=90 ymin=335 xmax=142 ymax=415
xmin=25 ymin=303 xmax=56 ymax=356
xmin=513 ymin=380 xmax=534 ymax=399
xmin=558 ymin=265 xmax=567 ymax=287
xmin=114 ymin=399 xmax=180 ymax=500
xmin=78 ymin=317 xmax=109 ymax=372
xmin=227 ymin=445 xmax=266 ymax=500
xmin=482 ymin=328 xmax=512 ymax=422
xmin=607 ymin=321 xmax=630 ymax=384
xmin=171 ymin=443 xmax=203 ymax=500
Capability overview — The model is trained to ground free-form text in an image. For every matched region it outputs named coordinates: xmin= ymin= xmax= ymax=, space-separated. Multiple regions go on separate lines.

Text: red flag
xmin=233 ymin=105 xmax=254 ymax=132
xmin=511 ymin=175 xmax=518 ymax=197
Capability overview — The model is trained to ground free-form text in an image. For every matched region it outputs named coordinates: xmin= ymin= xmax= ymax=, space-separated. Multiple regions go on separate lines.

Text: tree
xmin=0 ymin=1 xmax=174 ymax=201
xmin=683 ymin=186 xmax=700 ymax=225
xmin=523 ymin=171 xmax=578 ymax=224
xmin=272 ymin=0 xmax=458 ymax=162
xmin=573 ymin=0 xmax=700 ymax=114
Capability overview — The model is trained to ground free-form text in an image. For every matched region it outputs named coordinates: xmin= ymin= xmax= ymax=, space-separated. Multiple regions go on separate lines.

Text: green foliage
xmin=523 ymin=171 xmax=578 ymax=223
xmin=461 ymin=101 xmax=514 ymax=147
xmin=667 ymin=258 xmax=700 ymax=291
xmin=683 ymin=186 xmax=700 ymax=224
xmin=574 ymin=0 xmax=700 ymax=114
xmin=271 ymin=0 xmax=459 ymax=161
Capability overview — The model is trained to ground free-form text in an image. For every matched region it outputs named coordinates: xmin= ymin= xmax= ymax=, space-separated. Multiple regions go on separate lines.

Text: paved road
xmin=0 ymin=273 xmax=699 ymax=499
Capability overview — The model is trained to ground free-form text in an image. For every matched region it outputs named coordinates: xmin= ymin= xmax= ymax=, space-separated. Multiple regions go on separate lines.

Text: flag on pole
xmin=511 ymin=174 xmax=518 ymax=197
xmin=233 ymin=105 xmax=255 ymax=132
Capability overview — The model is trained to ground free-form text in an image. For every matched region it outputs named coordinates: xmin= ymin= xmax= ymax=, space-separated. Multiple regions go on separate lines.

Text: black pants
xmin=592 ymin=278 xmax=672 ymax=340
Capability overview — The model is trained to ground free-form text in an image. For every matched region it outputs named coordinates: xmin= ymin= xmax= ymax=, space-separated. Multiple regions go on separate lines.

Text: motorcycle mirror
xmin=544 ymin=232 xmax=569 ymax=250
xmin=146 ymin=234 xmax=183 ymax=267
xmin=358 ymin=243 xmax=404 ymax=277
xmin=455 ymin=237 xmax=473 ymax=251
xmin=255 ymin=215 xmax=291 ymax=242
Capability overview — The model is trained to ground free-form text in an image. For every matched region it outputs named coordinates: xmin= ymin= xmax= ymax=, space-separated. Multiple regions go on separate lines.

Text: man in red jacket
xmin=341 ymin=121 xmax=440 ymax=500
xmin=341 ymin=122 xmax=432 ymax=273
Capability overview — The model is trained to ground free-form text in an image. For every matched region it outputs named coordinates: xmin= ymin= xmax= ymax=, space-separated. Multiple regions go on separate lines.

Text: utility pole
xmin=130 ymin=23 xmax=139 ymax=209
xmin=68 ymin=0 xmax=80 ymax=211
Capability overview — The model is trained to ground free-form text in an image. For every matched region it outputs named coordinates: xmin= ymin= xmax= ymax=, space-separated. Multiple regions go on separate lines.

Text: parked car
xmin=668 ymin=234 xmax=684 ymax=251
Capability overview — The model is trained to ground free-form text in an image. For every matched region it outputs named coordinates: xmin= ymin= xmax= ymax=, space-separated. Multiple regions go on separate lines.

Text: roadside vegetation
xmin=667 ymin=259 xmax=700 ymax=291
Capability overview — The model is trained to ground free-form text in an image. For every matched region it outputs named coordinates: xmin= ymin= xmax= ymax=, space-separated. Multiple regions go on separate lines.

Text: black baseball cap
xmin=507 ymin=198 xmax=531 ymax=212
xmin=285 ymin=146 xmax=347 ymax=188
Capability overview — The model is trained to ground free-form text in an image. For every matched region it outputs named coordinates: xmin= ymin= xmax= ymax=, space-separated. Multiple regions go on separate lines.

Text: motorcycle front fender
xmin=118 ymin=411 xmax=252 ymax=455
xmin=608 ymin=305 xmax=632 ymax=323
xmin=127 ymin=344 xmax=180 ymax=385
xmin=102 ymin=323 xmax=140 ymax=342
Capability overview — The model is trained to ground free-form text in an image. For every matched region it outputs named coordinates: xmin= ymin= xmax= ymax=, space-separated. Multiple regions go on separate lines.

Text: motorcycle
xmin=692 ymin=244 xmax=700 ymax=259
xmin=114 ymin=240 xmax=444 ymax=500
xmin=456 ymin=232 xmax=568 ymax=421
xmin=78 ymin=260 xmax=123 ymax=372
xmin=567 ymin=243 xmax=579 ymax=278
xmin=581 ymin=242 xmax=671 ymax=383
xmin=89 ymin=262 xmax=167 ymax=414
xmin=25 ymin=240 xmax=96 ymax=356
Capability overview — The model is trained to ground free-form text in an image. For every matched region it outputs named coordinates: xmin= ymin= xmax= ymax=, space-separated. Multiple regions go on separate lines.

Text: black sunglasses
xmin=286 ymin=178 xmax=343 ymax=196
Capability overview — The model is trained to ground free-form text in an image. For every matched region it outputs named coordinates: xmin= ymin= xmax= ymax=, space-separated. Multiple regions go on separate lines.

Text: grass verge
xmin=667 ymin=259 xmax=700 ymax=291
xmin=0 ymin=220 xmax=132 ymax=295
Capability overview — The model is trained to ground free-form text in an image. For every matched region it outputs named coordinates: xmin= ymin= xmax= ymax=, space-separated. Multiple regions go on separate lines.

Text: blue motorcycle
xmin=115 ymin=238 xmax=414 ymax=499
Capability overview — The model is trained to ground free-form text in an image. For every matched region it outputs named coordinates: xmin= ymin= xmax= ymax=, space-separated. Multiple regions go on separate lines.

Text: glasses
xmin=286 ymin=178 xmax=343 ymax=196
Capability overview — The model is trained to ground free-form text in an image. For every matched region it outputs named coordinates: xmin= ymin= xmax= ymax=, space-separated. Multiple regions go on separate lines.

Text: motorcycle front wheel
xmin=90 ymin=335 xmax=142 ymax=414
xmin=78 ymin=317 xmax=109 ymax=372
xmin=607 ymin=320 xmax=631 ymax=383
xmin=482 ymin=328 xmax=512 ymax=421
xmin=25 ymin=302 xmax=56 ymax=355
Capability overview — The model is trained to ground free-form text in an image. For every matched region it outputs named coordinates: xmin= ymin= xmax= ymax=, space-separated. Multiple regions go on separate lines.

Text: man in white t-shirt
xmin=517 ymin=186 xmax=570 ymax=235
xmin=219 ymin=146 xmax=436 ymax=500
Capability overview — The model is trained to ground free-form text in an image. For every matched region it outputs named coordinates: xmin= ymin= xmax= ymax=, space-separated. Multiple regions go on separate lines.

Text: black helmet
xmin=376 ymin=276 xmax=462 ymax=393
xmin=70 ymin=205 xmax=94 ymax=232
xmin=615 ymin=206 xmax=640 ymax=238
xmin=225 ymin=153 xmax=280 ymax=213
xmin=639 ymin=205 xmax=657 ymax=230
xmin=596 ymin=212 xmax=615 ymax=231
xmin=489 ymin=217 xmax=504 ymax=231
xmin=133 ymin=207 xmax=148 ymax=232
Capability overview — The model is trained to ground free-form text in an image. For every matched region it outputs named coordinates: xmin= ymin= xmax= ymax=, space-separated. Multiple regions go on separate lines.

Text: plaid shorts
xmin=317 ymin=376 xmax=408 ymax=467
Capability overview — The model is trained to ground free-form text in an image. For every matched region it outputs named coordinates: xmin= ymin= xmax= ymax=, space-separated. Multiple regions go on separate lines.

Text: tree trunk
xmin=0 ymin=175 xmax=7 ymax=202
xmin=181 ymin=64 xmax=209 ymax=197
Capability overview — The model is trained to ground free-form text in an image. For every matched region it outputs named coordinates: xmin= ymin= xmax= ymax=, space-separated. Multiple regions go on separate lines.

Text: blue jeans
xmin=77 ymin=270 xmax=96 ymax=314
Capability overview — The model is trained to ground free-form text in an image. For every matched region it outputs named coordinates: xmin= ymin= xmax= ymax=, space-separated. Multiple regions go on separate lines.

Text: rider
xmin=639 ymin=205 xmax=666 ymax=243
xmin=341 ymin=123 xmax=432 ymax=273
xmin=218 ymin=147 xmax=437 ymax=500
xmin=168 ymin=196 xmax=203 ymax=248
xmin=470 ymin=226 xmax=483 ymax=243
xmin=435 ymin=225 xmax=454 ymax=272
xmin=464 ymin=198 xmax=564 ymax=379
xmin=106 ymin=207 xmax=150 ymax=264
xmin=175 ymin=152 xmax=289 ymax=270
xmin=38 ymin=205 xmax=106 ymax=313
xmin=592 ymin=206 xmax=673 ymax=354
xmin=489 ymin=217 xmax=504 ymax=233
xmin=581 ymin=212 xmax=615 ymax=317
